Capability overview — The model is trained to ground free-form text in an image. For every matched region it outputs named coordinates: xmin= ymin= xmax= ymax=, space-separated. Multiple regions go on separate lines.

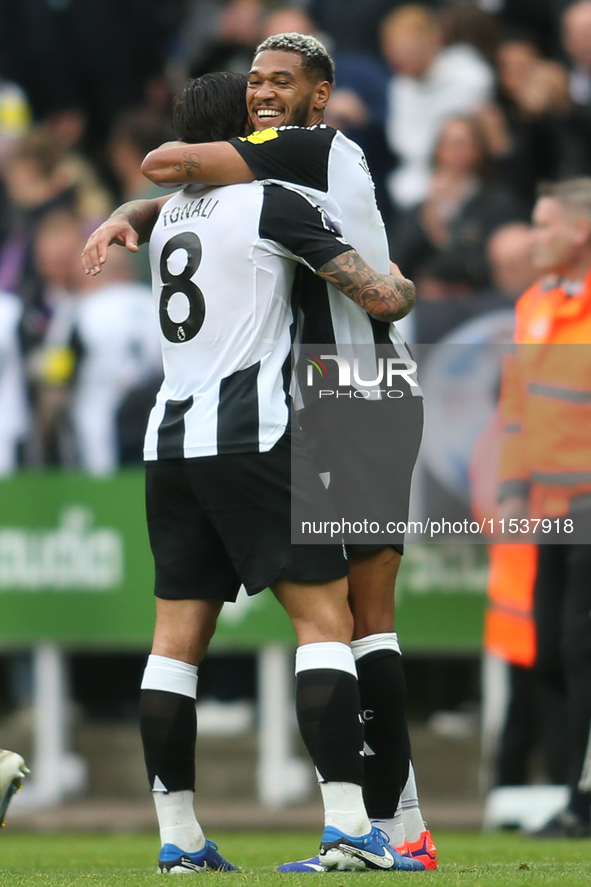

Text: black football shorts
xmin=145 ymin=432 xmax=348 ymax=601
xmin=299 ymin=395 xmax=424 ymax=555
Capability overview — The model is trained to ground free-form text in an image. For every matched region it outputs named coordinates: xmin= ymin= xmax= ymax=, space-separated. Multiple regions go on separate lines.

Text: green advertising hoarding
xmin=0 ymin=472 xmax=487 ymax=651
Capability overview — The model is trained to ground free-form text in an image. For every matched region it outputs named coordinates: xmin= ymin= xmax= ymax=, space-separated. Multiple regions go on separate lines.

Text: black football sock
xmin=139 ymin=654 xmax=198 ymax=792
xmin=296 ymin=642 xmax=363 ymax=785
xmin=296 ymin=666 xmax=365 ymax=784
xmin=354 ymin=639 xmax=410 ymax=819
xmin=140 ymin=689 xmax=197 ymax=792
xmin=295 ymin=642 xmax=369 ymax=836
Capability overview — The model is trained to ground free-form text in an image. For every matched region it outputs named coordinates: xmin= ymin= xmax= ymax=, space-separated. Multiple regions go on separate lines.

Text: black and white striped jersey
xmin=231 ymin=125 xmax=417 ymax=371
xmin=144 ymin=181 xmax=351 ymax=460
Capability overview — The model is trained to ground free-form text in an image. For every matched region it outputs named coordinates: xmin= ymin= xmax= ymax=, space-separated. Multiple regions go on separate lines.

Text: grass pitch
xmin=1 ymin=830 xmax=591 ymax=886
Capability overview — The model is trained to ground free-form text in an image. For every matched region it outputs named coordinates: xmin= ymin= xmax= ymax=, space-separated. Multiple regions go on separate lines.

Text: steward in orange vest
xmin=498 ymin=267 xmax=591 ymax=520
xmin=496 ymin=179 xmax=591 ymax=837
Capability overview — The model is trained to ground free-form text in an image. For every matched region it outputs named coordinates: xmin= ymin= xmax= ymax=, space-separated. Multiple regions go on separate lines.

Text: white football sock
xmin=320 ymin=781 xmax=372 ymax=837
xmin=351 ymin=632 xmax=401 ymax=659
xmin=371 ymin=816 xmax=403 ymax=848
xmin=398 ymin=763 xmax=426 ymax=843
xmin=154 ymin=789 xmax=205 ymax=852
xmin=295 ymin=641 xmax=357 ymax=676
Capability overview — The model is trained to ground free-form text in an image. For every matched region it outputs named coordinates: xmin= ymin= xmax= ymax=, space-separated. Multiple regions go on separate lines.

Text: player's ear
xmin=314 ymin=81 xmax=331 ymax=111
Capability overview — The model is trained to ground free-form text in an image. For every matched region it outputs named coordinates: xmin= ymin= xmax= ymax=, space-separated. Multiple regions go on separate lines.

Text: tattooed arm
xmin=82 ymin=196 xmax=172 ymax=275
xmin=316 ymin=250 xmax=415 ymax=322
xmin=141 ymin=140 xmax=254 ymax=186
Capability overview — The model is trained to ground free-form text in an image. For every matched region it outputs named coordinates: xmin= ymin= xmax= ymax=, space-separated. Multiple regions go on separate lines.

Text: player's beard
xmin=288 ymin=94 xmax=316 ymax=128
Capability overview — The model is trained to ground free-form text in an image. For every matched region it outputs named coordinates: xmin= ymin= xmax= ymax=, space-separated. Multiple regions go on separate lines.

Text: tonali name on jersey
xmin=159 ymin=197 xmax=219 ymax=226
xmin=231 ymin=124 xmax=420 ymax=392
xmin=144 ymin=181 xmax=351 ymax=461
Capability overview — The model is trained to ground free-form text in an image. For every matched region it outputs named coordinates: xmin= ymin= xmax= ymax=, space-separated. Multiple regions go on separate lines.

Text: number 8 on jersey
xmin=159 ymin=232 xmax=205 ymax=343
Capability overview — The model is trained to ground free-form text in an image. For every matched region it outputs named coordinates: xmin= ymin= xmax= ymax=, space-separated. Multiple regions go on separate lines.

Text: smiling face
xmin=246 ymin=49 xmax=330 ymax=131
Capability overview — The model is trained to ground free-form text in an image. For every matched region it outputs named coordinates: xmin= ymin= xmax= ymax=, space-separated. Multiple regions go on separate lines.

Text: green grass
xmin=1 ymin=830 xmax=591 ymax=886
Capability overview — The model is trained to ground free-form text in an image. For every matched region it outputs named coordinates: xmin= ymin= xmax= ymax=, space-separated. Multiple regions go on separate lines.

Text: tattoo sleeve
xmin=172 ymin=152 xmax=202 ymax=179
xmin=317 ymin=249 xmax=416 ymax=322
xmin=110 ymin=199 xmax=162 ymax=244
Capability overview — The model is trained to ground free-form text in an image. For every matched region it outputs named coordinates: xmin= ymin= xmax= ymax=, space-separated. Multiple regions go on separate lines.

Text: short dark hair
xmin=172 ymin=71 xmax=248 ymax=143
xmin=254 ymin=32 xmax=335 ymax=86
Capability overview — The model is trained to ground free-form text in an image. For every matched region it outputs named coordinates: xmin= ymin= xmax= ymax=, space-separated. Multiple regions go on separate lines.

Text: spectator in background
xmin=497 ymin=178 xmax=591 ymax=837
xmin=27 ymin=208 xmax=88 ymax=467
xmin=389 ymin=115 xmax=527 ymax=286
xmin=0 ymin=69 xmax=33 ymax=263
xmin=477 ymin=31 xmax=570 ymax=206
xmin=30 ymin=209 xmax=85 ymax=333
xmin=485 ymin=222 xmax=537 ymax=303
xmin=561 ymin=1 xmax=591 ymax=177
xmin=108 ymin=108 xmax=172 ymax=205
xmin=41 ymin=246 xmax=161 ymax=476
xmin=175 ymin=0 xmax=264 ymax=80
xmin=0 ymin=75 xmax=31 ymax=169
xmin=406 ymin=217 xmax=535 ymax=345
xmin=259 ymin=4 xmax=320 ymax=42
xmin=0 ymin=126 xmax=112 ymax=354
xmin=563 ymin=1 xmax=591 ymax=104
xmin=472 ymin=213 xmax=567 ymax=795
xmin=439 ymin=2 xmax=502 ymax=66
xmin=406 ymin=253 xmax=483 ymax=344
xmin=381 ymin=4 xmax=494 ymax=212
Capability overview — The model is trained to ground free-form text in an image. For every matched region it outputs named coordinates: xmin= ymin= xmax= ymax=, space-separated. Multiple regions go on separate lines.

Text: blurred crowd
xmin=0 ymin=0 xmax=589 ymax=475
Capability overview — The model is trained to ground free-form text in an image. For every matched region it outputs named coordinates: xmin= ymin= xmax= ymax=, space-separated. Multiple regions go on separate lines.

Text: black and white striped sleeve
xmin=259 ymin=183 xmax=352 ymax=271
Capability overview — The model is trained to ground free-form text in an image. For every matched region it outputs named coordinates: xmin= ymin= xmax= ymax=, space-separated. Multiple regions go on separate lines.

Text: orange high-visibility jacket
xmin=484 ymin=544 xmax=537 ymax=668
xmin=498 ymin=270 xmax=591 ymax=517
xmin=471 ymin=415 xmax=537 ymax=667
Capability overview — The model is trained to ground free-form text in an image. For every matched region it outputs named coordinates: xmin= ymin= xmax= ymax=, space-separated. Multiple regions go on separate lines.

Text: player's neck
xmin=306 ymin=111 xmax=325 ymax=127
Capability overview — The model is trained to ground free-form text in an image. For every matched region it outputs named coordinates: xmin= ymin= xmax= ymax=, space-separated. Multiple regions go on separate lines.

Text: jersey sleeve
xmin=259 ymin=184 xmax=352 ymax=271
xmin=230 ymin=126 xmax=335 ymax=192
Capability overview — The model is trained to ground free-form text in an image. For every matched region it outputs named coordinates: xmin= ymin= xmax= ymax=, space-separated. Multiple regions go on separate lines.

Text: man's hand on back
xmin=82 ymin=214 xmax=140 ymax=276
xmin=82 ymin=196 xmax=172 ymax=276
